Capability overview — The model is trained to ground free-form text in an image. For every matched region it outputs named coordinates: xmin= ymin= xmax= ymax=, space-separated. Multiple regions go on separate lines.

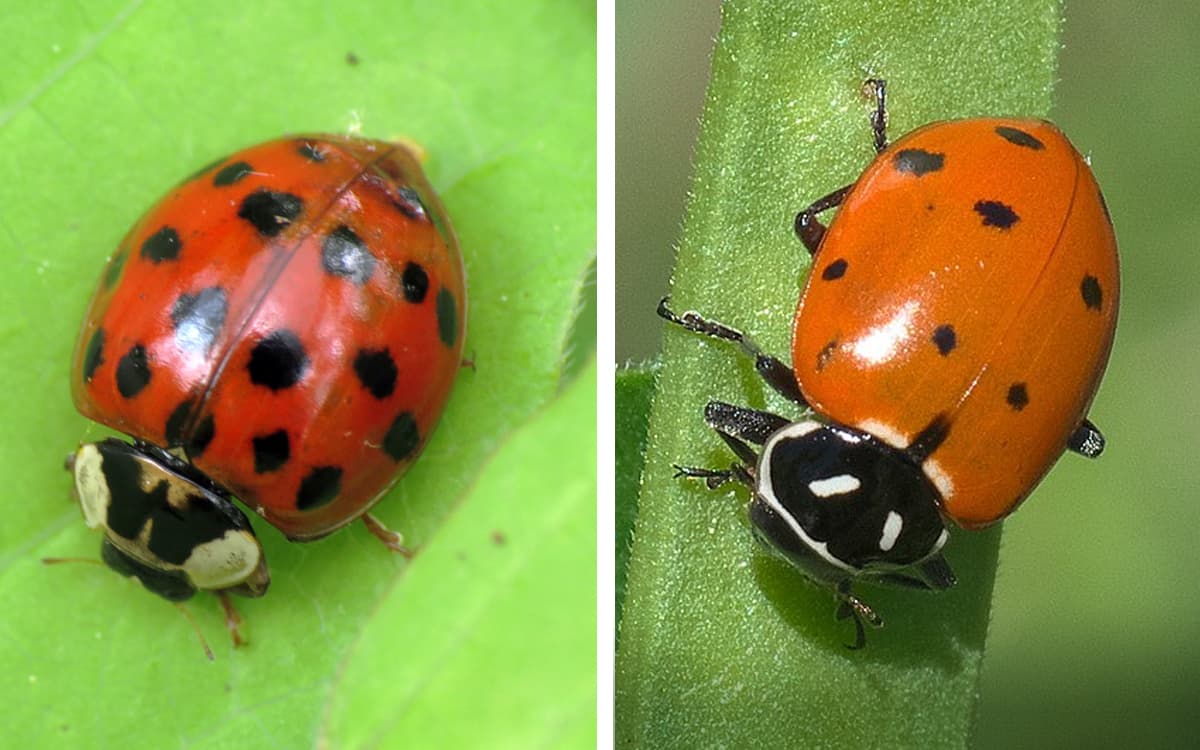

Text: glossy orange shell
xmin=792 ymin=119 xmax=1118 ymax=528
xmin=72 ymin=135 xmax=466 ymax=540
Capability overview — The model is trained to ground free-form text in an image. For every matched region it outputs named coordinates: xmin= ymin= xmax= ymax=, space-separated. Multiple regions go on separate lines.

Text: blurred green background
xmin=617 ymin=1 xmax=1200 ymax=746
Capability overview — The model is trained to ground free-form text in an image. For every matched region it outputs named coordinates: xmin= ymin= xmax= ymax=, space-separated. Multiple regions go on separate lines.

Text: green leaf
xmin=615 ymin=361 xmax=658 ymax=634
xmin=616 ymin=1 xmax=1060 ymax=748
xmin=0 ymin=2 xmax=594 ymax=747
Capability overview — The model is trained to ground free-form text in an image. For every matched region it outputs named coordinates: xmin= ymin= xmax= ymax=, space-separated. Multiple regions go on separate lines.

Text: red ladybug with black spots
xmin=662 ymin=80 xmax=1118 ymax=647
xmin=65 ymin=135 xmax=466 ymax=640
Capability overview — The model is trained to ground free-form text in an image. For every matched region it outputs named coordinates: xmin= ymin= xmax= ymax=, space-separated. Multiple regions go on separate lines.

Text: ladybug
xmin=660 ymin=80 xmax=1118 ymax=647
xmin=65 ymin=135 xmax=466 ymax=643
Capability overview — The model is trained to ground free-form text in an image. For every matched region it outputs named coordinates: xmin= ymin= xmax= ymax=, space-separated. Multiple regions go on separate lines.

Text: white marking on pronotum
xmin=923 ymin=457 xmax=955 ymax=500
xmin=879 ymin=510 xmax=903 ymax=552
xmin=856 ymin=418 xmax=908 ymax=450
xmin=807 ymin=474 xmax=862 ymax=498
xmin=757 ymin=421 xmax=854 ymax=573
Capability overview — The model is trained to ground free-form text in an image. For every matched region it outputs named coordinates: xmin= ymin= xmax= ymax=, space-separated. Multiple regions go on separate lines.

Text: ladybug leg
xmin=657 ymin=298 xmax=808 ymax=407
xmin=864 ymin=78 xmax=889 ymax=153
xmin=1067 ymin=418 xmax=1105 ymax=458
xmin=672 ymin=465 xmax=752 ymax=490
xmin=361 ymin=513 xmax=414 ymax=559
xmin=703 ymin=401 xmax=789 ymax=446
xmin=834 ymin=580 xmax=884 ymax=650
xmin=214 ymin=591 xmax=246 ymax=649
xmin=793 ymin=184 xmax=852 ymax=255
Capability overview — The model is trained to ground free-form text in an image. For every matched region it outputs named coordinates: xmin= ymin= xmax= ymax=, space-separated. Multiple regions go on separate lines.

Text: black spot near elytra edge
xmin=213 ymin=161 xmax=253 ymax=187
xmin=141 ymin=226 xmax=182 ymax=263
xmin=975 ymin=200 xmax=1019 ymax=229
xmin=436 ymin=288 xmax=458 ymax=348
xmin=82 ymin=328 xmax=105 ymax=384
xmin=821 ymin=258 xmax=848 ymax=281
xmin=238 ymin=190 xmax=303 ymax=237
xmin=165 ymin=399 xmax=194 ymax=446
xmin=393 ymin=186 xmax=428 ymax=221
xmin=1007 ymin=383 xmax=1030 ymax=411
xmin=932 ymin=324 xmax=957 ymax=356
xmin=354 ymin=348 xmax=398 ymax=399
xmin=103 ymin=249 xmax=128 ymax=288
xmin=816 ymin=339 xmax=837 ymax=371
xmin=322 ymin=225 xmax=376 ymax=285
xmin=296 ymin=466 xmax=343 ymax=510
xmin=185 ymin=414 xmax=216 ymax=458
xmin=402 ymin=262 xmax=429 ymax=303
xmin=907 ymin=413 xmax=951 ymax=463
xmin=297 ymin=142 xmax=326 ymax=162
xmin=171 ymin=287 xmax=228 ymax=354
xmin=252 ymin=429 xmax=290 ymax=474
xmin=893 ymin=149 xmax=944 ymax=176
xmin=995 ymin=126 xmax=1045 ymax=150
xmin=247 ymin=330 xmax=309 ymax=391
xmin=382 ymin=411 xmax=420 ymax=461
xmin=1081 ymin=275 xmax=1103 ymax=311
xmin=116 ymin=344 xmax=151 ymax=398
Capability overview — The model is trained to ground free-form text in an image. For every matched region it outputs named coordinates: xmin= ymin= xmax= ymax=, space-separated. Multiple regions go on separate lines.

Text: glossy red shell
xmin=72 ymin=135 xmax=466 ymax=540
xmin=792 ymin=119 xmax=1118 ymax=528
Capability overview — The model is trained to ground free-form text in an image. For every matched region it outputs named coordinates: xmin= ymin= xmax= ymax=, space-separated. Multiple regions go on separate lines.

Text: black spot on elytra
xmin=186 ymin=414 xmax=216 ymax=458
xmin=974 ymin=200 xmax=1019 ymax=229
xmin=297 ymin=142 xmax=326 ymax=162
xmin=1081 ymin=275 xmax=1103 ymax=311
xmin=213 ymin=161 xmax=253 ymax=187
xmin=116 ymin=344 xmax=151 ymax=398
xmin=296 ymin=466 xmax=342 ymax=510
xmin=816 ymin=339 xmax=837 ymax=371
xmin=247 ymin=330 xmax=309 ymax=391
xmin=1007 ymin=383 xmax=1029 ymax=411
xmin=82 ymin=328 xmax=105 ymax=384
xmin=821 ymin=259 xmax=848 ymax=281
xmin=907 ymin=413 xmax=951 ymax=463
xmin=436 ymin=288 xmax=458 ymax=348
xmin=253 ymin=430 xmax=290 ymax=474
xmin=103 ymin=249 xmax=127 ymax=288
xmin=402 ymin=263 xmax=429 ymax=303
xmin=393 ymin=186 xmax=428 ymax=221
xmin=382 ymin=411 xmax=420 ymax=461
xmin=141 ymin=226 xmax=182 ymax=263
xmin=238 ymin=190 xmax=303 ymax=237
xmin=354 ymin=348 xmax=398 ymax=399
xmin=995 ymin=126 xmax=1045 ymax=150
xmin=321 ymin=225 xmax=376 ymax=285
xmin=171 ymin=287 xmax=228 ymax=354
xmin=932 ymin=324 xmax=957 ymax=356
xmin=165 ymin=399 xmax=194 ymax=446
xmin=893 ymin=149 xmax=944 ymax=176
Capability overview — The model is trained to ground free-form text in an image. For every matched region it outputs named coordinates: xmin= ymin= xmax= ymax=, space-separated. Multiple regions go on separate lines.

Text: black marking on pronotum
xmin=974 ymin=200 xmax=1019 ymax=229
xmin=296 ymin=466 xmax=342 ymax=510
xmin=354 ymin=348 xmax=398 ymax=399
xmin=141 ymin=226 xmax=182 ymax=263
xmin=321 ymin=225 xmax=376 ymax=285
xmin=252 ymin=430 xmax=290 ymax=474
xmin=436 ymin=288 xmax=458 ymax=348
xmin=822 ymin=259 xmax=848 ymax=281
xmin=171 ymin=286 xmax=228 ymax=354
xmin=213 ymin=161 xmax=253 ymax=187
xmin=995 ymin=126 xmax=1045 ymax=150
xmin=1007 ymin=383 xmax=1030 ymax=411
xmin=247 ymin=330 xmax=309 ymax=391
xmin=238 ymin=190 xmax=303 ymax=237
xmin=116 ymin=344 xmax=151 ymax=398
xmin=402 ymin=262 xmax=429 ymax=303
xmin=893 ymin=149 xmax=944 ymax=176
xmin=1081 ymin=275 xmax=1103 ymax=311
xmin=931 ymin=324 xmax=957 ymax=356
xmin=83 ymin=328 xmax=106 ymax=383
xmin=382 ymin=411 xmax=420 ymax=461
xmin=906 ymin=413 xmax=951 ymax=463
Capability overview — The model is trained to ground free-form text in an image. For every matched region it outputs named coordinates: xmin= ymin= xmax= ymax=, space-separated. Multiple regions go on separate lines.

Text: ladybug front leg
xmin=657 ymin=298 xmax=807 ymax=408
xmin=793 ymin=185 xmax=852 ymax=255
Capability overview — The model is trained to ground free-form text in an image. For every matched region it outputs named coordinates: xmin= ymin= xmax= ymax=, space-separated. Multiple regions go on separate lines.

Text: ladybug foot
xmin=362 ymin=513 xmax=414 ymax=558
